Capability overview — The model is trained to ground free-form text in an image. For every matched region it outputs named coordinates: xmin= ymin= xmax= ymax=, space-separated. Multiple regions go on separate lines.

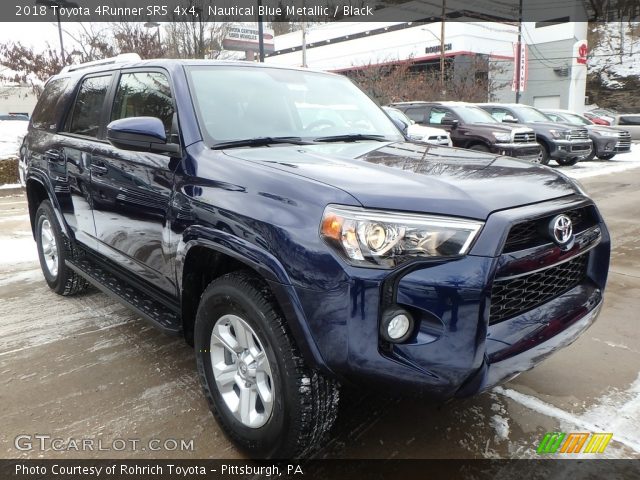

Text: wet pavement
xmin=1 ymin=165 xmax=639 ymax=460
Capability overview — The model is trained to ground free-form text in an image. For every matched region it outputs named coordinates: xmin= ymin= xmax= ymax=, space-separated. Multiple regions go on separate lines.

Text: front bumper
xmin=292 ymin=197 xmax=610 ymax=398
xmin=491 ymin=142 xmax=541 ymax=162
xmin=592 ymin=135 xmax=631 ymax=156
xmin=550 ymin=140 xmax=593 ymax=160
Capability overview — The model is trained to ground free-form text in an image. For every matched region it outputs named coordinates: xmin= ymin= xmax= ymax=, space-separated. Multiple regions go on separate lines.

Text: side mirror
xmin=441 ymin=118 xmax=459 ymax=128
xmin=502 ymin=117 xmax=519 ymax=123
xmin=107 ymin=117 xmax=180 ymax=155
xmin=391 ymin=117 xmax=409 ymax=134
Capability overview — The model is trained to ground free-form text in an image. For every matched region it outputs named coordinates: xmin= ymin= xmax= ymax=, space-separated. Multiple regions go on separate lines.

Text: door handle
xmin=90 ymin=163 xmax=108 ymax=176
xmin=44 ymin=149 xmax=64 ymax=164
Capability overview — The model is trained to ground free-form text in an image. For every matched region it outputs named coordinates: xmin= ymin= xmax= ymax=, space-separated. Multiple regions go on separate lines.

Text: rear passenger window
xmin=405 ymin=107 xmax=425 ymax=123
xmin=68 ymin=75 xmax=112 ymax=138
xmin=31 ymin=78 xmax=71 ymax=131
xmin=111 ymin=72 xmax=175 ymax=136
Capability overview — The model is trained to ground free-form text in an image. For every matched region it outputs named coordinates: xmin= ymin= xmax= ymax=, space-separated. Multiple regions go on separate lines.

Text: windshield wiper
xmin=313 ymin=134 xmax=390 ymax=143
xmin=212 ymin=136 xmax=312 ymax=150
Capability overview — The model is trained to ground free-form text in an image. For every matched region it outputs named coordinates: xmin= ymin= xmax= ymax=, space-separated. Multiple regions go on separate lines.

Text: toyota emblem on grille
xmin=549 ymin=214 xmax=573 ymax=246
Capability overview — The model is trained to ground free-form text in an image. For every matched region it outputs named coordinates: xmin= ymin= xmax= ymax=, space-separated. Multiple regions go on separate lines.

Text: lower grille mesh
xmin=489 ymin=254 xmax=588 ymax=324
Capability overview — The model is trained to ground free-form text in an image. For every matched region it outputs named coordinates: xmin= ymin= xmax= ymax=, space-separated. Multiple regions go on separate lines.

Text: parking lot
xmin=1 ymin=155 xmax=639 ymax=460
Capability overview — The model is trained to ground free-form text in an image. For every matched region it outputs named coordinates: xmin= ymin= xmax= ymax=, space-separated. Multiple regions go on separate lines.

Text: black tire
xmin=35 ymin=200 xmax=88 ymax=296
xmin=536 ymin=142 xmax=551 ymax=165
xmin=469 ymin=144 xmax=490 ymax=152
xmin=556 ymin=156 xmax=580 ymax=166
xmin=584 ymin=149 xmax=596 ymax=162
xmin=597 ymin=153 xmax=616 ymax=160
xmin=194 ymin=271 xmax=340 ymax=458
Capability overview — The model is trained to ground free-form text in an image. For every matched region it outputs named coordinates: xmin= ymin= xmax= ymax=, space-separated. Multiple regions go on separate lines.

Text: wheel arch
xmin=176 ymin=228 xmax=329 ymax=373
xmin=25 ymin=175 xmax=70 ymax=240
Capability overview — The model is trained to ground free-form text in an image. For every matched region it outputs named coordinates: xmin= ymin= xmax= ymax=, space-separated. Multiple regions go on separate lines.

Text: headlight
xmin=595 ymin=130 xmax=619 ymax=137
xmin=492 ymin=131 xmax=512 ymax=142
xmin=549 ymin=129 xmax=566 ymax=139
xmin=320 ymin=205 xmax=484 ymax=268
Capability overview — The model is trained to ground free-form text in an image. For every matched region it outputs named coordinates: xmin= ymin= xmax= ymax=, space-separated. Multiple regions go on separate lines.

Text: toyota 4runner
xmin=22 ymin=55 xmax=610 ymax=458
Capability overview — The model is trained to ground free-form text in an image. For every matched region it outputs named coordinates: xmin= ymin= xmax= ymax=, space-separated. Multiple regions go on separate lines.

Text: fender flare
xmin=176 ymin=226 xmax=331 ymax=373
xmin=25 ymin=169 xmax=71 ymax=239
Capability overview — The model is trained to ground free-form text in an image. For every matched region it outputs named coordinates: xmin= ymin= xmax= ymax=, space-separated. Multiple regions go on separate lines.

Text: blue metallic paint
xmin=23 ymin=59 xmax=611 ymax=399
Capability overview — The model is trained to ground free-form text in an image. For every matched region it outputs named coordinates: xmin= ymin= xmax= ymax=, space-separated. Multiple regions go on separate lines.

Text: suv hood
xmin=223 ymin=141 xmax=579 ymax=220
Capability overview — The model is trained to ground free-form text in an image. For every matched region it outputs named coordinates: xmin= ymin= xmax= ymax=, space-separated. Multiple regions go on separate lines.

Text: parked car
xmin=0 ymin=114 xmax=29 ymax=121
xmin=542 ymin=109 xmax=631 ymax=160
xmin=586 ymin=108 xmax=617 ymax=125
xmin=382 ymin=106 xmax=452 ymax=146
xmin=389 ymin=101 xmax=541 ymax=162
xmin=611 ymin=114 xmax=640 ymax=141
xmin=477 ymin=103 xmax=593 ymax=166
xmin=583 ymin=111 xmax=611 ymax=126
xmin=22 ymin=56 xmax=610 ymax=458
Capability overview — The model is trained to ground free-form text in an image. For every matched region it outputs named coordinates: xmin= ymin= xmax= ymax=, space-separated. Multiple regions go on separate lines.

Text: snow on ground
xmin=590 ymin=23 xmax=640 ymax=88
xmin=0 ymin=120 xmax=28 ymax=159
xmin=563 ymin=143 xmax=640 ymax=179
xmin=494 ymin=373 xmax=640 ymax=457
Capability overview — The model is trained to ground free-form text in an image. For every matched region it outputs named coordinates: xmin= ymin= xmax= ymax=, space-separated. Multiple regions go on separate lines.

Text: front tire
xmin=194 ymin=271 xmax=339 ymax=458
xmin=598 ymin=153 xmax=616 ymax=160
xmin=35 ymin=200 xmax=88 ymax=296
xmin=536 ymin=142 xmax=551 ymax=165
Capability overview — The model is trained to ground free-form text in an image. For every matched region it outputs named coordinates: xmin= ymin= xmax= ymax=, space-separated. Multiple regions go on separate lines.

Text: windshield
xmin=186 ymin=65 xmax=403 ymax=144
xmin=558 ymin=112 xmax=591 ymax=126
xmin=513 ymin=106 xmax=552 ymax=123
xmin=383 ymin=107 xmax=412 ymax=125
xmin=450 ymin=105 xmax=498 ymax=124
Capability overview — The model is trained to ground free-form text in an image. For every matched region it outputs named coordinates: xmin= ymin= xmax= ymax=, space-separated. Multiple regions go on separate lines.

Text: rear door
xmin=89 ymin=69 xmax=179 ymax=296
xmin=58 ymin=73 xmax=115 ymax=249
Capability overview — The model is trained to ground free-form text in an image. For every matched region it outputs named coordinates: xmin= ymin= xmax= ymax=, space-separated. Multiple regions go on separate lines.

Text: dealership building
xmin=265 ymin=15 xmax=589 ymax=112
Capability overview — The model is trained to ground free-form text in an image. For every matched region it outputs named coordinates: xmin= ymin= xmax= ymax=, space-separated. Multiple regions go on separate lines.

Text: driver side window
xmin=491 ymin=108 xmax=517 ymax=123
xmin=428 ymin=107 xmax=455 ymax=125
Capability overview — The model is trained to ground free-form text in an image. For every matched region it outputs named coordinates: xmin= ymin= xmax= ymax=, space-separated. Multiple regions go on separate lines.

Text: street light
xmin=36 ymin=0 xmax=78 ymax=65
xmin=144 ymin=21 xmax=161 ymax=46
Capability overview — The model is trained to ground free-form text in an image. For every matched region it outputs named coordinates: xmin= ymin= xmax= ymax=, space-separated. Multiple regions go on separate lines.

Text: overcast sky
xmin=0 ymin=22 xmax=66 ymax=50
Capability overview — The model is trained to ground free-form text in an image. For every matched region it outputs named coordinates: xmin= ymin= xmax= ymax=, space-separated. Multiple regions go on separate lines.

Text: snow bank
xmin=590 ymin=23 xmax=640 ymax=88
xmin=0 ymin=120 xmax=28 ymax=159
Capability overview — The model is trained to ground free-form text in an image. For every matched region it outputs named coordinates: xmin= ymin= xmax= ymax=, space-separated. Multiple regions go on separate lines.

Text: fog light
xmin=380 ymin=308 xmax=414 ymax=343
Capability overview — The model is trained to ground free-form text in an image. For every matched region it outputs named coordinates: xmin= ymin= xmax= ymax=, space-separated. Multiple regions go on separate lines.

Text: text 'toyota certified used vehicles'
xmin=22 ymin=55 xmax=610 ymax=458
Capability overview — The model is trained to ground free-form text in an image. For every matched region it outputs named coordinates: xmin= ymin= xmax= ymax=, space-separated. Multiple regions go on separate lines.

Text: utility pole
xmin=440 ymin=0 xmax=446 ymax=93
xmin=36 ymin=0 xmax=78 ymax=65
xmin=302 ymin=22 xmax=307 ymax=67
xmin=257 ymin=0 xmax=265 ymax=62
xmin=515 ymin=0 xmax=523 ymax=103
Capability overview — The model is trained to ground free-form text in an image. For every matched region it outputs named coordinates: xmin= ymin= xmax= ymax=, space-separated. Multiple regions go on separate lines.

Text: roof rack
xmin=60 ymin=53 xmax=142 ymax=74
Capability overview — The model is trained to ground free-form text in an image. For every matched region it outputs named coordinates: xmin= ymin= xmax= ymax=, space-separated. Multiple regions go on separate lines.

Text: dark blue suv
xmin=22 ymin=55 xmax=610 ymax=458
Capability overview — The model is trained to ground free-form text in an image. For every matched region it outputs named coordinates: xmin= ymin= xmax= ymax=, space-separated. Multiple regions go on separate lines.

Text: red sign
xmin=577 ymin=42 xmax=588 ymax=65
xmin=512 ymin=42 xmax=528 ymax=92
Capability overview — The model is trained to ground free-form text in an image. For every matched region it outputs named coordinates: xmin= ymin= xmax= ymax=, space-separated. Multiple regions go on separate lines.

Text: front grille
xmin=503 ymin=207 xmax=590 ymax=252
xmin=569 ymin=129 xmax=589 ymax=140
xmin=489 ymin=254 xmax=588 ymax=324
xmin=513 ymin=131 xmax=535 ymax=143
xmin=616 ymin=131 xmax=631 ymax=149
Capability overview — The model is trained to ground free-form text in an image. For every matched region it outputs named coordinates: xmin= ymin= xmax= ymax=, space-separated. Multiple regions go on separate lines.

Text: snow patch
xmin=490 ymin=414 xmax=510 ymax=442
xmin=563 ymin=143 xmax=640 ymax=179
xmin=0 ymin=237 xmax=38 ymax=266
xmin=0 ymin=120 xmax=28 ymax=159
xmin=494 ymin=373 xmax=640 ymax=454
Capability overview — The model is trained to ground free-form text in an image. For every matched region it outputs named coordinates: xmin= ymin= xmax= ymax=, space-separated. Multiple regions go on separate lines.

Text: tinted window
xmin=490 ymin=108 xmax=518 ymax=123
xmin=619 ymin=115 xmax=640 ymax=126
xmin=31 ymin=78 xmax=71 ymax=131
xmin=405 ymin=107 xmax=426 ymax=123
xmin=68 ymin=76 xmax=112 ymax=138
xmin=111 ymin=72 xmax=174 ymax=136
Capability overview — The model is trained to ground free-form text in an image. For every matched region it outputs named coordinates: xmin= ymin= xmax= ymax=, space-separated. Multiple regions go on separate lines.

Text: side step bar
xmin=66 ymin=257 xmax=182 ymax=336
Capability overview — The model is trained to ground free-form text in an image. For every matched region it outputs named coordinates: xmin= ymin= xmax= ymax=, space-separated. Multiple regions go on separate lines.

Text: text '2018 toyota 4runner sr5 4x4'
xmin=22 ymin=55 xmax=610 ymax=458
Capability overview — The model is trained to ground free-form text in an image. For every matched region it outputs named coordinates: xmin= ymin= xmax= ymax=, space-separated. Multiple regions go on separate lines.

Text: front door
xmin=90 ymin=69 xmax=179 ymax=296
